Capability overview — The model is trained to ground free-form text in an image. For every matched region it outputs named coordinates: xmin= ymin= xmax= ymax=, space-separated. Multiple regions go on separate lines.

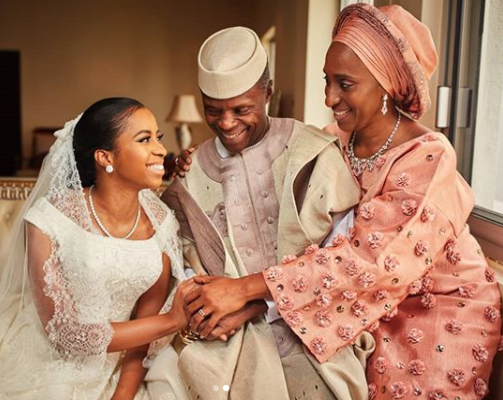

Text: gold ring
xmin=179 ymin=326 xmax=199 ymax=345
xmin=198 ymin=308 xmax=206 ymax=318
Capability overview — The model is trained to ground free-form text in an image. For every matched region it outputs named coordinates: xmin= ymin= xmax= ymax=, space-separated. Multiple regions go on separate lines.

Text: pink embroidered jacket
xmin=265 ymin=130 xmax=502 ymax=399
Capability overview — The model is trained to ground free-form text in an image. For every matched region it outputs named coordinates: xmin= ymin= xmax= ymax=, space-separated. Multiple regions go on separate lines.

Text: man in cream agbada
xmin=147 ymin=26 xmax=374 ymax=400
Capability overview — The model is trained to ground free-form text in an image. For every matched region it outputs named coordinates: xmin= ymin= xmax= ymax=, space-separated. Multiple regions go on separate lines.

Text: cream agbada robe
xmin=149 ymin=118 xmax=374 ymax=400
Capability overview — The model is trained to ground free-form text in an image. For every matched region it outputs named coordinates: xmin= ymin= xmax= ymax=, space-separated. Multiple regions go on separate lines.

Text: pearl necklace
xmin=88 ymin=185 xmax=141 ymax=239
xmin=347 ymin=112 xmax=401 ymax=177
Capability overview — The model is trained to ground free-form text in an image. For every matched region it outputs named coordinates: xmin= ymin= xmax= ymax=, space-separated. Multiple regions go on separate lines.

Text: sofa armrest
xmin=0 ymin=178 xmax=37 ymax=242
xmin=0 ymin=177 xmax=37 ymax=200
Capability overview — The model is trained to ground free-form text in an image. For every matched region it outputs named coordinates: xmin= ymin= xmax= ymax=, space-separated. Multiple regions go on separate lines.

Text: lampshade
xmin=166 ymin=94 xmax=203 ymax=123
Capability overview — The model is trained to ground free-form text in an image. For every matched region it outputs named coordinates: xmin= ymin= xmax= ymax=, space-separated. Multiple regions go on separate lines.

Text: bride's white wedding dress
xmin=0 ymin=190 xmax=184 ymax=400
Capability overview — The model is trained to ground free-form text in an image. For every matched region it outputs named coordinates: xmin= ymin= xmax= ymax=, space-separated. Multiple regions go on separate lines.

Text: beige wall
xmin=0 ymin=0 xmax=176 ymax=160
xmin=0 ymin=0 xmax=310 ymax=169
xmin=420 ymin=0 xmax=445 ymax=132
xmin=304 ymin=0 xmax=338 ymax=128
xmin=0 ymin=0 xmax=451 ymax=172
xmin=254 ymin=0 xmax=309 ymax=120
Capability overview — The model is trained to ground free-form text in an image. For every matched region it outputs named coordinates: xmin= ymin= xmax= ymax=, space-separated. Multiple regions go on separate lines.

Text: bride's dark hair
xmin=73 ymin=97 xmax=145 ymax=187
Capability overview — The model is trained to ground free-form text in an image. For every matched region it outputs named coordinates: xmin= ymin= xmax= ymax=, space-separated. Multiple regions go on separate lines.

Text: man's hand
xmin=174 ymin=146 xmax=197 ymax=177
xmin=185 ymin=276 xmax=249 ymax=338
xmin=203 ymin=300 xmax=269 ymax=341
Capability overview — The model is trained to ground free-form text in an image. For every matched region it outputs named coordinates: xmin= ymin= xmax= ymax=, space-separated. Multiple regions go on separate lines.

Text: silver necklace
xmin=347 ymin=112 xmax=401 ymax=177
xmin=88 ymin=185 xmax=141 ymax=239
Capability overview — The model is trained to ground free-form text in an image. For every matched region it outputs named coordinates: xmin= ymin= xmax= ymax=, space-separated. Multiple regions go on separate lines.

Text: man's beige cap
xmin=198 ymin=26 xmax=268 ymax=99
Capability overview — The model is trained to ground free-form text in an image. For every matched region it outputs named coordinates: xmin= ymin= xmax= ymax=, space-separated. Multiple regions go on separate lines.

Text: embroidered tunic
xmin=158 ymin=118 xmax=372 ymax=400
xmin=265 ymin=130 xmax=502 ymax=399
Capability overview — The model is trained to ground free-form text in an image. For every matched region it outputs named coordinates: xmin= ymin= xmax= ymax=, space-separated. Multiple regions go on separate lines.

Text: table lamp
xmin=166 ymin=94 xmax=203 ymax=151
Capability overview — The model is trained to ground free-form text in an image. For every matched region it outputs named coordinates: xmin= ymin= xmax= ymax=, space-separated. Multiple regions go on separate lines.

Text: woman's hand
xmin=174 ymin=146 xmax=197 ymax=178
xmin=169 ymin=279 xmax=199 ymax=331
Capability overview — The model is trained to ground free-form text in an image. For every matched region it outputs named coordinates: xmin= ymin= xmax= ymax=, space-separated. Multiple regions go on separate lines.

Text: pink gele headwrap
xmin=333 ymin=4 xmax=438 ymax=119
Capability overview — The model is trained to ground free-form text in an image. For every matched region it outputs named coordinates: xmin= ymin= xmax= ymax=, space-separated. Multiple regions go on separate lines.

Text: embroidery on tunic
xmin=205 ymin=202 xmax=228 ymax=237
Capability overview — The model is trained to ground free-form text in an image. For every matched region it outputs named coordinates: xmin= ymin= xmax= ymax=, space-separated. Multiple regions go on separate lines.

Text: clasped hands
xmin=181 ymin=275 xmax=254 ymax=342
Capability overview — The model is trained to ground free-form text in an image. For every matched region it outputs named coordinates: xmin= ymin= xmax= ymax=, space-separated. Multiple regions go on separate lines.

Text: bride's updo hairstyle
xmin=73 ymin=97 xmax=145 ymax=187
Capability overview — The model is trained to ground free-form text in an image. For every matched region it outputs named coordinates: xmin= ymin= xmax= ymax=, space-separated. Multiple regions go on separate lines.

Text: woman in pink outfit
xmin=185 ymin=4 xmax=502 ymax=398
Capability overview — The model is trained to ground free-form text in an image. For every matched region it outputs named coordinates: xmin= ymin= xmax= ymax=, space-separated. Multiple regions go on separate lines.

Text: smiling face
xmin=324 ymin=41 xmax=385 ymax=134
xmin=111 ymin=108 xmax=167 ymax=189
xmin=202 ymin=83 xmax=272 ymax=155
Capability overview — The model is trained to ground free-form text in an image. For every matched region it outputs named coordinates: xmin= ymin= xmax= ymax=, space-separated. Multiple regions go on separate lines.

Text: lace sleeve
xmin=155 ymin=204 xmax=186 ymax=316
xmin=27 ymin=222 xmax=114 ymax=363
xmin=140 ymin=190 xmax=186 ymax=368
xmin=140 ymin=189 xmax=185 ymax=282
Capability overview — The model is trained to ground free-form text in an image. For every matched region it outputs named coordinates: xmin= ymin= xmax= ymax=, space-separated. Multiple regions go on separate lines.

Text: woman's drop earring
xmin=381 ymin=94 xmax=388 ymax=115
xmin=105 ymin=165 xmax=114 ymax=174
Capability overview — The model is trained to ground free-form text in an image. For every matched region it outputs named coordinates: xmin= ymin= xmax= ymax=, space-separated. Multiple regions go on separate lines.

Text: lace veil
xmin=0 ymin=115 xmax=87 ymax=319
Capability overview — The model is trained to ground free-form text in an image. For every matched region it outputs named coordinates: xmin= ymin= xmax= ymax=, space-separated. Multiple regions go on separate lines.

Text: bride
xmin=0 ymin=97 xmax=192 ymax=399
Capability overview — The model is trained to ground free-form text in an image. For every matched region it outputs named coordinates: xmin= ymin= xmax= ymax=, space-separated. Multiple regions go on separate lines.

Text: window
xmin=470 ymin=0 xmax=503 ymax=219
xmin=435 ymin=0 xmax=503 ymax=261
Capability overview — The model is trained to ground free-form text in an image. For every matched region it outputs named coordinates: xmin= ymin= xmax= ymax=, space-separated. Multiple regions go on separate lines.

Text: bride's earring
xmin=105 ymin=165 xmax=114 ymax=174
xmin=381 ymin=94 xmax=388 ymax=115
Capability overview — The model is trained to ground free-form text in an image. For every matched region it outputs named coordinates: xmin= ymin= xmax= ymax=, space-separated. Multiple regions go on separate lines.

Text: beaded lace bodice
xmin=25 ymin=190 xmax=183 ymax=348
xmin=0 ymin=189 xmax=183 ymax=398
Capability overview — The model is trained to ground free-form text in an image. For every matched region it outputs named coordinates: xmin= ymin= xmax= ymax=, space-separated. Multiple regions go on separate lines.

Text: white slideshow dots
xmin=212 ymin=384 xmax=230 ymax=392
